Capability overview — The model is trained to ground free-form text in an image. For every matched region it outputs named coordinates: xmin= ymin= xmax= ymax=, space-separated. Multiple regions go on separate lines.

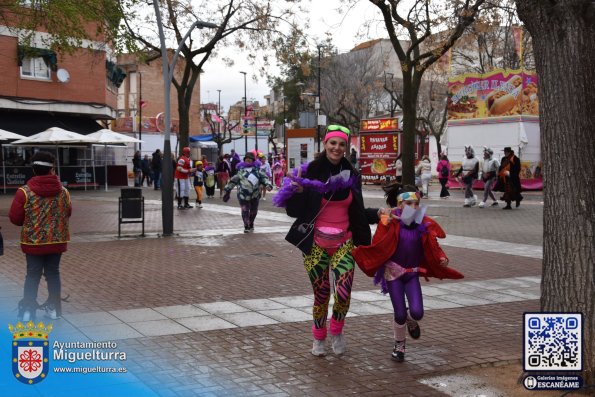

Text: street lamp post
xmin=316 ymin=45 xmax=322 ymax=152
xmin=153 ymin=2 xmax=217 ymax=236
xmin=240 ymin=71 xmax=247 ymax=154
xmin=254 ymin=113 xmax=259 ymax=151
xmin=217 ymin=89 xmax=221 ymax=138
xmin=282 ymin=95 xmax=287 ymax=161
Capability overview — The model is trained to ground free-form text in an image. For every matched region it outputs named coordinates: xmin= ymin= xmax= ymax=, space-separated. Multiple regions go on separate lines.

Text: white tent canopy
xmin=0 ymin=128 xmax=26 ymax=141
xmin=86 ymin=129 xmax=143 ymax=191
xmin=0 ymin=129 xmax=27 ymax=193
xmin=12 ymin=127 xmax=97 ymax=145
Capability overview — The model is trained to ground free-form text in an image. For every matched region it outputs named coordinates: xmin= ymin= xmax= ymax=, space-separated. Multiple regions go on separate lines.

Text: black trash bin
xmin=118 ymin=188 xmax=144 ymax=237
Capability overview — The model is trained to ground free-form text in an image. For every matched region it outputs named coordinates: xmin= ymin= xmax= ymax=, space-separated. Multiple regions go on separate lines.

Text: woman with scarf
xmin=352 ymin=184 xmax=463 ymax=362
xmin=273 ymin=125 xmax=382 ymax=357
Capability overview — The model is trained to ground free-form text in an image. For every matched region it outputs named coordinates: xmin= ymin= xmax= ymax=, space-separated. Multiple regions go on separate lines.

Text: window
xmin=17 ymin=46 xmax=57 ymax=80
xmin=20 ymin=57 xmax=51 ymax=80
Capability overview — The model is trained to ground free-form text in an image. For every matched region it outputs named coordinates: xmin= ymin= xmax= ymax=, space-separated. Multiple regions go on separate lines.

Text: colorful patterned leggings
xmin=303 ymin=240 xmax=355 ymax=335
xmin=239 ymin=197 xmax=260 ymax=228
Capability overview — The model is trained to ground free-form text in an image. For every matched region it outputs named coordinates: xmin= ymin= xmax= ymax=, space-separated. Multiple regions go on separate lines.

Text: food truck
xmin=358 ymin=118 xmax=400 ymax=183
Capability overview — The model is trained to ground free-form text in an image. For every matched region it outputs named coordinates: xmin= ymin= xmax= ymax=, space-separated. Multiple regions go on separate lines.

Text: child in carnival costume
xmin=352 ymin=183 xmax=463 ymax=362
xmin=223 ymin=152 xmax=273 ymax=233
xmin=204 ymin=164 xmax=216 ymax=198
xmin=272 ymin=161 xmax=284 ymax=188
xmin=193 ymin=161 xmax=205 ymax=208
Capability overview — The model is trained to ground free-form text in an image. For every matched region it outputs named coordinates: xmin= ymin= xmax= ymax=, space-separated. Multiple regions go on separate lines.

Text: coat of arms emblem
xmin=9 ymin=321 xmax=53 ymax=385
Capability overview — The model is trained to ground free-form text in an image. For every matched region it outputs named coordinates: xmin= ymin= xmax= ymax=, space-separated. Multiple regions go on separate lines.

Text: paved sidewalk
xmin=0 ymin=183 xmax=544 ymax=396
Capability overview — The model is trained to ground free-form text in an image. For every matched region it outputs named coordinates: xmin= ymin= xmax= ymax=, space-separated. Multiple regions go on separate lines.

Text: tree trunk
xmin=516 ymin=0 xmax=595 ymax=384
xmin=401 ymin=75 xmax=421 ymax=186
xmin=177 ymin=87 xmax=190 ymax=153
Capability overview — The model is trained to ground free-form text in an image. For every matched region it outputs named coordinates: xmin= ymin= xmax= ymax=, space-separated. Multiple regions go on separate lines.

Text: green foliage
xmin=1 ymin=0 xmax=127 ymax=54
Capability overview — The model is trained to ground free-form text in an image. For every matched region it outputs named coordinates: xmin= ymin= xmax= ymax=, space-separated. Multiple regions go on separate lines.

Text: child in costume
xmin=204 ymin=164 xmax=216 ymax=198
xmin=223 ymin=152 xmax=273 ymax=233
xmin=272 ymin=161 xmax=284 ymax=188
xmin=193 ymin=161 xmax=205 ymax=208
xmin=352 ymin=184 xmax=463 ymax=362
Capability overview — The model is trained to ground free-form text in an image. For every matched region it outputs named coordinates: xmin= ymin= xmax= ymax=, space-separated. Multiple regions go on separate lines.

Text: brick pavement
xmin=0 ymin=183 xmax=544 ymax=396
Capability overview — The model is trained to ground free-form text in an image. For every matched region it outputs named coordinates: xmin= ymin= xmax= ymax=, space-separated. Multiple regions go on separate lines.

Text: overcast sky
xmin=200 ymin=1 xmax=385 ymax=113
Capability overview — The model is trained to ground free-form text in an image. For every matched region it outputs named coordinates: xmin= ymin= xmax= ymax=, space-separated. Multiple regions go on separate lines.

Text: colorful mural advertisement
xmin=447 ymin=69 xmax=539 ymax=123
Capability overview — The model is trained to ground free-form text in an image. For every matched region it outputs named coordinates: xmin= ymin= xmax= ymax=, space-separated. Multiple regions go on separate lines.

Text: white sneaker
xmin=478 ymin=201 xmax=485 ymax=208
xmin=43 ymin=304 xmax=60 ymax=320
xmin=21 ymin=310 xmax=31 ymax=323
xmin=331 ymin=334 xmax=346 ymax=355
xmin=311 ymin=339 xmax=326 ymax=357
xmin=198 ymin=204 xmax=203 ymax=208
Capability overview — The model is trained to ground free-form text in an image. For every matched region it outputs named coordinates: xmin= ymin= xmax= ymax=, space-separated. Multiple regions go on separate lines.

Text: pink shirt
xmin=314 ymin=191 xmax=353 ymax=242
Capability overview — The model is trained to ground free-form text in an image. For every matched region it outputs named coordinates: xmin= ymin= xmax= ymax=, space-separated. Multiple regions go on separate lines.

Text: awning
xmin=197 ymin=141 xmax=218 ymax=148
xmin=0 ymin=109 xmax=103 ymax=136
xmin=189 ymin=134 xmax=218 ymax=148
xmin=189 ymin=134 xmax=214 ymax=142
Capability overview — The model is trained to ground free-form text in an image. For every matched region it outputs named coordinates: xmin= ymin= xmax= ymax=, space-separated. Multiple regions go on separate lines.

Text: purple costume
xmin=374 ymin=209 xmax=426 ymax=325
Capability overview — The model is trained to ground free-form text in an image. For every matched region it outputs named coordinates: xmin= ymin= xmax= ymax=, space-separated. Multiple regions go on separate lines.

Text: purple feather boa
xmin=236 ymin=161 xmax=260 ymax=170
xmin=272 ymin=162 xmax=358 ymax=208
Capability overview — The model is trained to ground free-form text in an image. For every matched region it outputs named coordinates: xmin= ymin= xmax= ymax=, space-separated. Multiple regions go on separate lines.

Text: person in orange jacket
xmin=352 ymin=183 xmax=463 ymax=362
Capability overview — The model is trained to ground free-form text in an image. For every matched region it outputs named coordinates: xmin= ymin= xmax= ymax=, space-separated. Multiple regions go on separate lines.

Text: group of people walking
xmin=409 ymin=146 xmax=523 ymax=209
xmin=132 ymin=149 xmax=163 ymax=189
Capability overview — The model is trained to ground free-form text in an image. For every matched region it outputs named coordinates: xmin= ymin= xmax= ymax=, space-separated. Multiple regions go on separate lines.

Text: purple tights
xmin=386 ymin=273 xmax=424 ymax=325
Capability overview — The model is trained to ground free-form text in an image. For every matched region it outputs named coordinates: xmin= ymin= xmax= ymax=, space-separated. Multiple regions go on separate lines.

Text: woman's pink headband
xmin=324 ymin=131 xmax=349 ymax=143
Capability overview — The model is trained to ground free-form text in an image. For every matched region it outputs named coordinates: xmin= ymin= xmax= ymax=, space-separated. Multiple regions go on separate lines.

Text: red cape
xmin=352 ymin=216 xmax=464 ymax=280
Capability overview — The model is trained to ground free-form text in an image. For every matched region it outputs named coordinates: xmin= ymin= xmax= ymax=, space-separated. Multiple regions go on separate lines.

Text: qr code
xmin=524 ymin=313 xmax=582 ymax=371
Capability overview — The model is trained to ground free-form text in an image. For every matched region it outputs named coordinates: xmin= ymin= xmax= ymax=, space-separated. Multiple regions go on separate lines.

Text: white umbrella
xmin=85 ymin=129 xmax=143 ymax=191
xmin=12 ymin=127 xmax=97 ymax=145
xmin=12 ymin=127 xmax=99 ymax=183
xmin=0 ymin=128 xmax=26 ymax=141
xmin=0 ymin=129 xmax=27 ymax=193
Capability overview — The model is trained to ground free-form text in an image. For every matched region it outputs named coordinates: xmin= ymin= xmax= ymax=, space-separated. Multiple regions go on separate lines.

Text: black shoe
xmin=177 ymin=205 xmax=185 ymax=210
xmin=406 ymin=318 xmax=421 ymax=339
xmin=392 ymin=341 xmax=405 ymax=362
xmin=184 ymin=204 xmax=193 ymax=209
xmin=244 ymin=228 xmax=250 ymax=233
xmin=503 ymin=205 xmax=512 ymax=210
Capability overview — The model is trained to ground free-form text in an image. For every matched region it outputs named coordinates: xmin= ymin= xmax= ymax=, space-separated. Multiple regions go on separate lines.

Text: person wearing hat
xmin=222 ymin=152 xmax=273 ymax=232
xmin=497 ymin=147 xmax=523 ymax=209
xmin=175 ymin=147 xmax=196 ymax=209
xmin=193 ymin=160 xmax=205 ymax=208
xmin=479 ymin=147 xmax=500 ymax=208
xmin=9 ymin=151 xmax=72 ymax=321
xmin=273 ymin=124 xmax=382 ymax=357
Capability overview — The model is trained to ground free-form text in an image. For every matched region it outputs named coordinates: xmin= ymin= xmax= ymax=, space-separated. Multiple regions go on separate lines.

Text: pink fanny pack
xmin=314 ymin=226 xmax=346 ymax=249
xmin=384 ymin=260 xmax=426 ymax=281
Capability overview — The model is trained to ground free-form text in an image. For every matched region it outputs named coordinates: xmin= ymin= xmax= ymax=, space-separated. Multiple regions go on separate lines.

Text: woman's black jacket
xmin=284 ymin=157 xmax=379 ymax=255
